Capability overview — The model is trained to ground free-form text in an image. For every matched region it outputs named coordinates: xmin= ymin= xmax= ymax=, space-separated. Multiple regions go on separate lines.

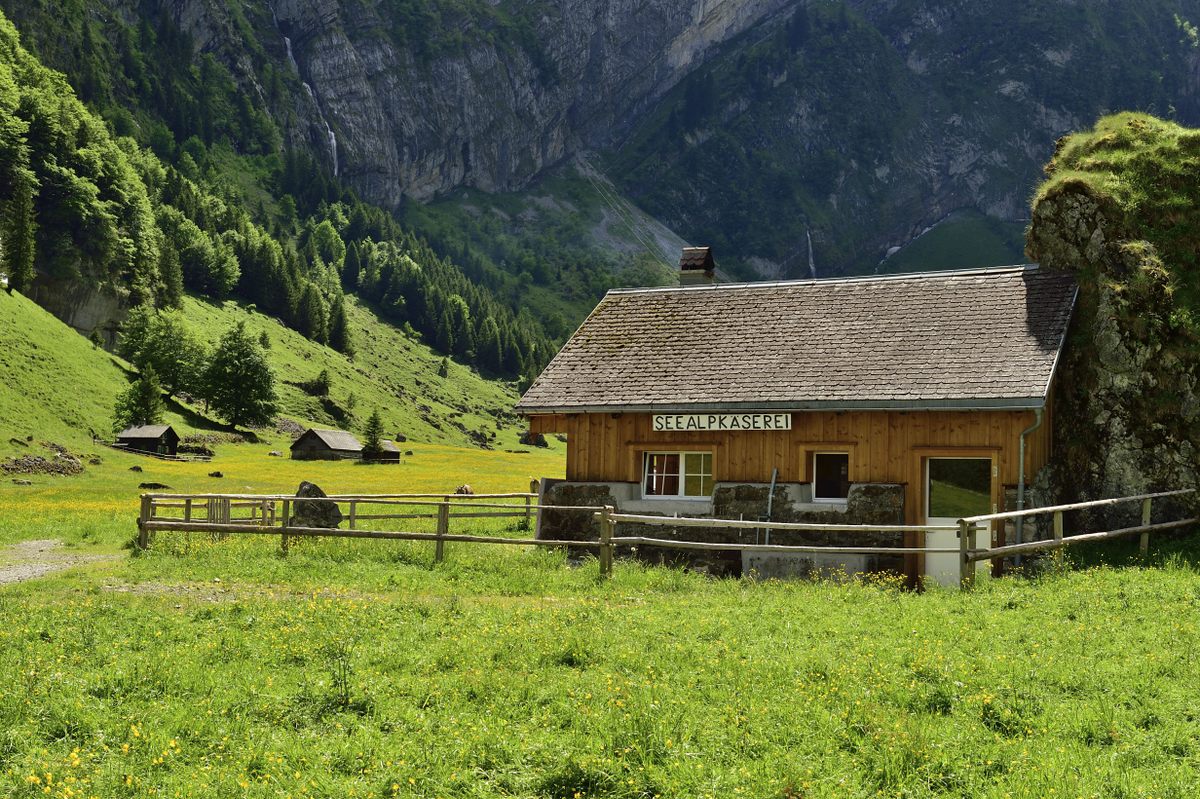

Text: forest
xmin=0 ymin=6 xmax=553 ymax=384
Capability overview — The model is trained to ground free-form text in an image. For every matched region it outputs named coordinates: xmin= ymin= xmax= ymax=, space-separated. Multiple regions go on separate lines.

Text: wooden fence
xmin=106 ymin=442 xmax=213 ymax=463
xmin=137 ymin=491 xmax=602 ymax=560
xmin=136 ymin=492 xmax=958 ymax=578
xmin=954 ymin=488 xmax=1197 ymax=589
xmin=135 ymin=488 xmax=1198 ymax=588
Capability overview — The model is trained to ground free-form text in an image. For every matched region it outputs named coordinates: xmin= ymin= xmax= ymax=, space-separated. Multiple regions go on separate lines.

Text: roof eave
xmin=516 ymin=397 xmax=1049 ymax=414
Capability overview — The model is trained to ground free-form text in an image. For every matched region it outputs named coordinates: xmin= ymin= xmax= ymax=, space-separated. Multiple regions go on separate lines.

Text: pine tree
xmin=787 ymin=8 xmax=810 ymax=49
xmin=204 ymin=321 xmax=277 ymax=428
xmin=477 ymin=316 xmax=504 ymax=373
xmin=328 ymin=294 xmax=354 ymax=356
xmin=159 ymin=243 xmax=184 ymax=307
xmin=112 ymin=365 xmax=165 ymax=434
xmin=3 ymin=166 xmax=36 ymax=294
xmin=298 ymin=283 xmax=328 ymax=343
xmin=118 ymin=304 xmax=156 ymax=362
xmin=342 ymin=241 xmax=362 ymax=291
xmin=362 ymin=409 xmax=384 ymax=456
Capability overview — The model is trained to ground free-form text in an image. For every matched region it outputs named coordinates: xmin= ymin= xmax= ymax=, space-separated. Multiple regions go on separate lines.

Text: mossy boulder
xmin=1029 ymin=113 xmax=1200 ymax=517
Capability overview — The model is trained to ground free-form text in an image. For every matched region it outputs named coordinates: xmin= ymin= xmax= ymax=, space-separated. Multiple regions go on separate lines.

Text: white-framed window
xmin=812 ymin=452 xmax=850 ymax=503
xmin=643 ymin=451 xmax=714 ymax=499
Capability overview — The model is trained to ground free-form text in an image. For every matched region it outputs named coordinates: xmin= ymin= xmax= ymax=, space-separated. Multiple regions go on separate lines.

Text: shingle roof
xmin=679 ymin=246 xmax=715 ymax=271
xmin=117 ymin=425 xmax=174 ymax=438
xmin=516 ymin=266 xmax=1078 ymax=413
xmin=292 ymin=429 xmax=363 ymax=452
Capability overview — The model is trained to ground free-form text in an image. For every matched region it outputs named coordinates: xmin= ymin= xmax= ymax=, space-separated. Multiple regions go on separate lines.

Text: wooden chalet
xmin=516 ymin=263 xmax=1078 ymax=585
xmin=290 ymin=428 xmax=363 ymax=460
xmin=116 ymin=424 xmax=179 ymax=457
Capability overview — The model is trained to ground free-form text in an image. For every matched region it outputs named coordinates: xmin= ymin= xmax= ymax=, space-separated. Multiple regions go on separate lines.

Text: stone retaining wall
xmin=537 ymin=479 xmax=906 ymax=578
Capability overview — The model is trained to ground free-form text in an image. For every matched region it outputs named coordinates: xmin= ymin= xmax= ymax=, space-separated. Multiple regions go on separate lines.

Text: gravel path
xmin=0 ymin=539 xmax=120 ymax=585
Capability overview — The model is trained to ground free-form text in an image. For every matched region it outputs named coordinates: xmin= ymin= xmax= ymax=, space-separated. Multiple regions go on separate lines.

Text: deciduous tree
xmin=204 ymin=321 xmax=277 ymax=428
xmin=112 ymin=365 xmax=165 ymax=433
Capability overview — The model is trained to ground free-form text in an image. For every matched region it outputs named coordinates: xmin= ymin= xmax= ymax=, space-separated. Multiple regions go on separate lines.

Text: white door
xmin=923 ymin=457 xmax=993 ymax=588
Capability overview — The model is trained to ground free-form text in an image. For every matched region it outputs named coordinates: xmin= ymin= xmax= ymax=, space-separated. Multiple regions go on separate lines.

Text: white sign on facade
xmin=652 ymin=413 xmax=793 ymax=432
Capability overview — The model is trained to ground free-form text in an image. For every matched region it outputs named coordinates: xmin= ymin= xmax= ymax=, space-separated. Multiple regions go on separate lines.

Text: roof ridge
xmin=606 ymin=263 xmax=1042 ymax=296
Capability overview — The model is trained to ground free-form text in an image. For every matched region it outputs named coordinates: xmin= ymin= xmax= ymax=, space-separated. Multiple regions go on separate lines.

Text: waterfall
xmin=269 ymin=3 xmax=337 ymax=176
xmin=283 ymin=36 xmax=298 ymax=73
xmin=300 ymin=83 xmax=339 ymax=176
xmin=327 ymin=127 xmax=339 ymax=177
xmin=807 ymin=229 xmax=817 ymax=279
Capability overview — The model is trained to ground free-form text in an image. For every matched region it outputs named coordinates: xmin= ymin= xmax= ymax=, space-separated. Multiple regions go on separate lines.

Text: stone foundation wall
xmin=537 ymin=478 xmax=906 ymax=578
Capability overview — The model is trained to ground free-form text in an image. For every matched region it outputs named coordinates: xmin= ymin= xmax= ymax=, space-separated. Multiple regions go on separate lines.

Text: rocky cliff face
xmin=24 ymin=0 xmax=1200 ymax=280
xmin=155 ymin=0 xmax=791 ymax=207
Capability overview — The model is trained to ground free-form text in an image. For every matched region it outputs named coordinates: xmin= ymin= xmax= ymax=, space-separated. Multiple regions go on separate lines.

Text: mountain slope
xmin=6 ymin=0 xmax=1194 ymax=283
xmin=0 ymin=287 xmax=553 ymax=459
xmin=612 ymin=0 xmax=1200 ymax=275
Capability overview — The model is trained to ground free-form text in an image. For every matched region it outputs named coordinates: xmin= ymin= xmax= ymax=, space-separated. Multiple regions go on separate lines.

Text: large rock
xmin=1027 ymin=115 xmax=1200 ymax=524
xmin=293 ymin=481 xmax=343 ymax=529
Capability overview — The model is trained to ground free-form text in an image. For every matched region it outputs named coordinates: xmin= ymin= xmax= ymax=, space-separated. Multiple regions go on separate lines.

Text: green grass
xmin=2 ymin=534 xmax=1200 ymax=797
xmin=0 ymin=436 xmax=565 ymax=550
xmin=880 ymin=211 xmax=1027 ymax=275
xmin=0 ymin=290 xmax=135 ymax=453
xmin=0 ymin=287 xmax=559 ymax=460
xmin=3 ymin=445 xmax=1200 ymax=796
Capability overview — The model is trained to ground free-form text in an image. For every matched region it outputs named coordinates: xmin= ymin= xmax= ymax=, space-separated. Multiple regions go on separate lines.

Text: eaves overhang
xmin=515 ymin=396 xmax=1050 ymax=415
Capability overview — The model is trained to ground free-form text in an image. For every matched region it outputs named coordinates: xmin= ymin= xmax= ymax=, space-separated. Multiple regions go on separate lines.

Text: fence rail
xmin=954 ymin=488 xmax=1197 ymax=589
xmin=135 ymin=487 xmax=1198 ymax=589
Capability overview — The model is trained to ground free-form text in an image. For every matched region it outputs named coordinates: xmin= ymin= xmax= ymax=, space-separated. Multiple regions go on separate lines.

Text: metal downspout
xmin=1015 ymin=408 xmax=1045 ymax=563
xmin=763 ymin=468 xmax=779 ymax=546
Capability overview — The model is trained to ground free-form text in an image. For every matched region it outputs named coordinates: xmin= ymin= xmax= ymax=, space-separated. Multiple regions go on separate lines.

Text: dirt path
xmin=0 ymin=539 xmax=121 ymax=585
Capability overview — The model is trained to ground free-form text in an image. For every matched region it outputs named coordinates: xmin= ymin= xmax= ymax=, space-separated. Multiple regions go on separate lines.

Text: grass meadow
xmin=3 ymin=442 xmax=1200 ymax=798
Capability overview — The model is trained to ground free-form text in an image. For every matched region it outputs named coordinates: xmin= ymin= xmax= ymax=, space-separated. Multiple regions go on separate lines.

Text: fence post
xmin=958 ymin=519 xmax=974 ymax=590
xmin=349 ymin=500 xmax=357 ymax=531
xmin=599 ymin=505 xmax=615 ymax=580
xmin=281 ymin=498 xmax=291 ymax=556
xmin=1140 ymin=498 xmax=1152 ymax=555
xmin=523 ymin=479 xmax=540 ymax=532
xmin=1052 ymin=510 xmax=1064 ymax=570
xmin=137 ymin=495 xmax=152 ymax=550
xmin=435 ymin=497 xmax=450 ymax=564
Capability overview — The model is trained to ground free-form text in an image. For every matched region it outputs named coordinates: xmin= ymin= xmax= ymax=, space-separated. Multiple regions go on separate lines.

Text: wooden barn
xmin=116 ymin=424 xmax=179 ymax=457
xmin=364 ymin=440 xmax=402 ymax=463
xmin=516 ymin=264 xmax=1078 ymax=585
xmin=290 ymin=429 xmax=363 ymax=460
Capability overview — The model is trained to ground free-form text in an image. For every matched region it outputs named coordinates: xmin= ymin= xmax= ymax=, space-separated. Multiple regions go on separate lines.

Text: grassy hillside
xmin=403 ymin=159 xmax=680 ymax=338
xmin=0 ymin=287 xmax=561 ymax=461
xmin=880 ymin=210 xmax=1026 ymax=275
xmin=0 ymin=290 xmax=138 ymax=452
xmin=179 ymin=295 xmax=542 ymax=451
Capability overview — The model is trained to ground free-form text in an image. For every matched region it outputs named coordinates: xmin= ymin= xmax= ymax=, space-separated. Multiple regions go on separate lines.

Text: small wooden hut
xmin=364 ymin=440 xmax=402 ymax=464
xmin=116 ymin=425 xmax=179 ymax=457
xmin=290 ymin=429 xmax=363 ymax=460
